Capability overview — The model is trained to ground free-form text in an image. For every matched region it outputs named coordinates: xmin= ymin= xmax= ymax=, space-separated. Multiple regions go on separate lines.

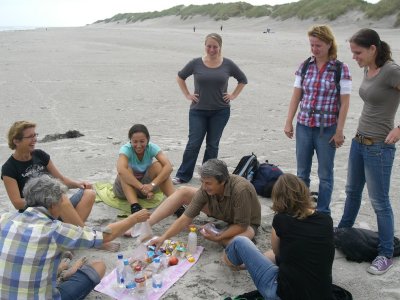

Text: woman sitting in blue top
xmin=113 ymin=124 xmax=175 ymax=214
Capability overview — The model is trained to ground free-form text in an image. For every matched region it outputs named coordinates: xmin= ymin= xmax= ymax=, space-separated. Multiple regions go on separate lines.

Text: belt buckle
xmin=364 ymin=138 xmax=373 ymax=145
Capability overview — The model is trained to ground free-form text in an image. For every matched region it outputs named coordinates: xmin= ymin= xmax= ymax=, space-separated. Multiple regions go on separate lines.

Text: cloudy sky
xmin=0 ymin=0 xmax=380 ymax=27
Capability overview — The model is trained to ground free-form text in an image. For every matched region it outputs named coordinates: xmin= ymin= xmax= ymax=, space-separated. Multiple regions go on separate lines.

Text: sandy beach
xmin=0 ymin=14 xmax=400 ymax=299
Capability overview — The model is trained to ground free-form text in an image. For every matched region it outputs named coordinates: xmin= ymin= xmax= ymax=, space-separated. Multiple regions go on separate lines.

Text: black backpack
xmin=232 ymin=153 xmax=259 ymax=181
xmin=252 ymin=162 xmax=283 ymax=198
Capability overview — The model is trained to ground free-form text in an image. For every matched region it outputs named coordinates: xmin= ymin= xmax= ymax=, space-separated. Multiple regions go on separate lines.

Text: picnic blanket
xmin=95 ymin=245 xmax=204 ymax=300
xmin=94 ymin=182 xmax=164 ymax=214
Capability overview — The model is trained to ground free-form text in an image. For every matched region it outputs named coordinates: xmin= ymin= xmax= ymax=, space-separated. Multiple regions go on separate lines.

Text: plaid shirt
xmin=0 ymin=207 xmax=103 ymax=300
xmin=296 ymin=57 xmax=351 ymax=127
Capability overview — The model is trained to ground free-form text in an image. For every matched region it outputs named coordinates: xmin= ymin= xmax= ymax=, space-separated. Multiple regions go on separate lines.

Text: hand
xmin=132 ymin=209 xmax=150 ymax=223
xmin=329 ymin=131 xmax=345 ymax=148
xmin=223 ymin=93 xmax=236 ymax=103
xmin=385 ymin=127 xmax=400 ymax=144
xmin=78 ymin=181 xmax=92 ymax=189
xmin=284 ymin=123 xmax=294 ymax=139
xmin=140 ymin=183 xmax=153 ymax=195
xmin=185 ymin=93 xmax=199 ymax=103
xmin=199 ymin=227 xmax=220 ymax=242
xmin=150 ymin=236 xmax=166 ymax=250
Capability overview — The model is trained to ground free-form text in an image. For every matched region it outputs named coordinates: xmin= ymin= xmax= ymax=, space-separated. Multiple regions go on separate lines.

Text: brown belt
xmin=354 ymin=133 xmax=374 ymax=145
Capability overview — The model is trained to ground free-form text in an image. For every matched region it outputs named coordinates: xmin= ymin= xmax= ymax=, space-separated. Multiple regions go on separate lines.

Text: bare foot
xmin=124 ymin=229 xmax=133 ymax=237
xmin=97 ymin=241 xmax=121 ymax=252
xmin=59 ymin=256 xmax=88 ymax=281
xmin=221 ymin=252 xmax=245 ymax=271
xmin=57 ymin=258 xmax=71 ymax=277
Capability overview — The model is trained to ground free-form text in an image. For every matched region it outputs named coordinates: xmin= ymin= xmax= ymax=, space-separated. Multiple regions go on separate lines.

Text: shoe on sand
xmin=367 ymin=255 xmax=393 ymax=275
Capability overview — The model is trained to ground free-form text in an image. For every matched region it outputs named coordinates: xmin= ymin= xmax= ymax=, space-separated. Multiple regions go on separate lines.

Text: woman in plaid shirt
xmin=284 ymin=25 xmax=352 ymax=214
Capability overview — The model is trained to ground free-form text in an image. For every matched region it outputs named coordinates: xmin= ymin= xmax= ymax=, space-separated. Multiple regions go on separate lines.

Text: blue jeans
xmin=176 ymin=108 xmax=230 ymax=182
xmin=296 ymin=123 xmax=336 ymax=214
xmin=225 ymin=236 xmax=279 ymax=300
xmin=338 ymin=139 xmax=396 ymax=257
xmin=69 ymin=189 xmax=84 ymax=207
xmin=58 ymin=265 xmax=101 ymax=300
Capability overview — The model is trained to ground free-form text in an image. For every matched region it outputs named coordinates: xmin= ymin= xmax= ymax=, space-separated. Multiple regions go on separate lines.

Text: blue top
xmin=119 ymin=142 xmax=161 ymax=178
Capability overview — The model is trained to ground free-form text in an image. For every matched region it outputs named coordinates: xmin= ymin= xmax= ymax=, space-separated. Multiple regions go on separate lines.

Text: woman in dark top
xmin=173 ymin=33 xmax=247 ymax=184
xmin=224 ymin=173 xmax=334 ymax=300
xmin=1 ymin=121 xmax=95 ymax=227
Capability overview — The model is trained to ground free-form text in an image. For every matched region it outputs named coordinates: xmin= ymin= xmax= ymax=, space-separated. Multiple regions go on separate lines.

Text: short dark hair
xmin=128 ymin=124 xmax=150 ymax=141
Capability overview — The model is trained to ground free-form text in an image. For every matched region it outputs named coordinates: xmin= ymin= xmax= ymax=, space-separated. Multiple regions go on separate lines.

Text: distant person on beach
xmin=0 ymin=174 xmax=150 ymax=299
xmin=284 ymin=25 xmax=352 ymax=214
xmin=338 ymin=28 xmax=400 ymax=275
xmin=173 ymin=33 xmax=248 ymax=184
xmin=113 ymin=124 xmax=178 ymax=215
xmin=220 ymin=25 xmax=223 ymax=31
xmin=150 ymin=159 xmax=261 ymax=248
xmin=193 ymin=26 xmax=196 ymax=32
xmin=223 ymin=173 xmax=334 ymax=299
xmin=1 ymin=121 xmax=95 ymax=227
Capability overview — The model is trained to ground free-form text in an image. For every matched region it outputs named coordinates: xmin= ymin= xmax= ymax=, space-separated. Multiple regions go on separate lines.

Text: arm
xmin=330 ymin=94 xmax=349 ymax=147
xmin=223 ymin=82 xmax=246 ymax=102
xmin=102 ymin=209 xmax=150 ymax=243
xmin=2 ymin=176 xmax=25 ymax=210
xmin=47 ymin=160 xmax=91 ymax=189
xmin=116 ymin=154 xmax=143 ymax=190
xmin=141 ymin=151 xmax=173 ymax=195
xmin=271 ymin=227 xmax=280 ymax=257
xmin=177 ymin=76 xmax=198 ymax=102
xmin=152 ymin=214 xmax=193 ymax=248
xmin=284 ymin=87 xmax=302 ymax=139
xmin=201 ymin=223 xmax=247 ymax=242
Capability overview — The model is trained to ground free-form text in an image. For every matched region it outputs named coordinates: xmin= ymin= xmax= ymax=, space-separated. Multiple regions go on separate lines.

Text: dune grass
xmin=94 ymin=0 xmax=400 ymax=27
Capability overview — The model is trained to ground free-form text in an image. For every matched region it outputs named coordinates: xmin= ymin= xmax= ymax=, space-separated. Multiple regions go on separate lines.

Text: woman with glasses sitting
xmin=1 ymin=120 xmax=95 ymax=227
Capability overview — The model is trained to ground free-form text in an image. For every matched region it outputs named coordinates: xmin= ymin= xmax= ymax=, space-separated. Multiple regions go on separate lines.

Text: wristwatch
xmin=150 ymin=182 xmax=156 ymax=188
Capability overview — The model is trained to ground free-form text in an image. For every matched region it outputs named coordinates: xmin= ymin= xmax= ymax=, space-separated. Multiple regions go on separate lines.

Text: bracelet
xmin=150 ymin=182 xmax=156 ymax=188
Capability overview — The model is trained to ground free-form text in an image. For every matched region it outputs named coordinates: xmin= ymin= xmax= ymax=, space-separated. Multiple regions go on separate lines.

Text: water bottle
xmin=152 ymin=256 xmax=163 ymax=292
xmin=134 ymin=265 xmax=147 ymax=299
xmin=115 ymin=254 xmax=125 ymax=288
xmin=124 ymin=259 xmax=136 ymax=293
xmin=187 ymin=226 xmax=197 ymax=254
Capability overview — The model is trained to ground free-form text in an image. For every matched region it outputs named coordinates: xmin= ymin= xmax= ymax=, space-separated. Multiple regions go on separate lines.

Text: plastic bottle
xmin=124 ymin=259 xmax=136 ymax=293
xmin=152 ymin=256 xmax=163 ymax=292
xmin=187 ymin=226 xmax=197 ymax=254
xmin=134 ymin=265 xmax=147 ymax=299
xmin=115 ymin=254 xmax=125 ymax=288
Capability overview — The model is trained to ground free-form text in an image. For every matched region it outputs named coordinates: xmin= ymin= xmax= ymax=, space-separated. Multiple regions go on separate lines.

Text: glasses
xmin=22 ymin=133 xmax=39 ymax=139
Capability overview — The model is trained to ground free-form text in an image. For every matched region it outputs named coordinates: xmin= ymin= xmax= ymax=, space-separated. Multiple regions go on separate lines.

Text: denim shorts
xmin=57 ymin=265 xmax=101 ymax=300
xmin=69 ymin=189 xmax=84 ymax=207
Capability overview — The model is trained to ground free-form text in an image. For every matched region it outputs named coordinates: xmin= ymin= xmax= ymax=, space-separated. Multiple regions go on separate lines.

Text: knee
xmin=149 ymin=161 xmax=162 ymax=175
xmin=89 ymin=260 xmax=106 ymax=279
xmin=83 ymin=189 xmax=96 ymax=205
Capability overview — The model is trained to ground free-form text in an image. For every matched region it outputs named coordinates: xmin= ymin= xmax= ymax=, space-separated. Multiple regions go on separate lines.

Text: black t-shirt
xmin=1 ymin=149 xmax=50 ymax=197
xmin=273 ymin=212 xmax=334 ymax=300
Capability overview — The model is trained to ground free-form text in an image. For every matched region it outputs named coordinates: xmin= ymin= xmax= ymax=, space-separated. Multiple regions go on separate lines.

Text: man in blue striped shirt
xmin=0 ymin=174 xmax=149 ymax=300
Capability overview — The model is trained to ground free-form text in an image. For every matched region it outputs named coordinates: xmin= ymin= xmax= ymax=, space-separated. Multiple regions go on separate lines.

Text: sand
xmin=0 ymin=14 xmax=400 ymax=299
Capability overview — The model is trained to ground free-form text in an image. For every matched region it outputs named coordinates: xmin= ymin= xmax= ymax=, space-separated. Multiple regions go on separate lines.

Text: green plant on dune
xmin=94 ymin=0 xmax=400 ymax=28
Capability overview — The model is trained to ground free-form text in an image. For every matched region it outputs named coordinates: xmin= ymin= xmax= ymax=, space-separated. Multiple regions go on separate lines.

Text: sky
xmin=0 ymin=0 xmax=380 ymax=27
